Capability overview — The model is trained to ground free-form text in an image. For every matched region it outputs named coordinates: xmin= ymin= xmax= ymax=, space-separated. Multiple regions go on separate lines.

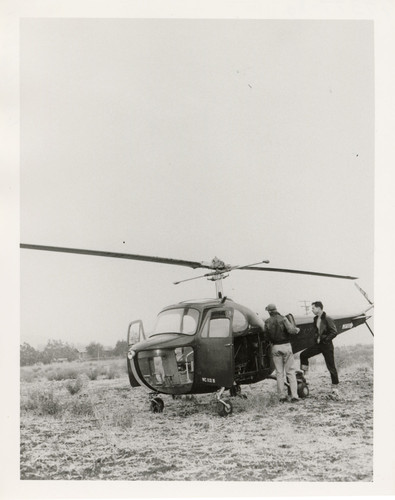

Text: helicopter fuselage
xmin=126 ymin=298 xmax=274 ymax=395
xmin=126 ymin=297 xmax=371 ymax=397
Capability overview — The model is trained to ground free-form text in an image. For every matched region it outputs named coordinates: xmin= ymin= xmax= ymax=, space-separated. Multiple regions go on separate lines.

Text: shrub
xmin=21 ymin=387 xmax=62 ymax=416
xmin=106 ymin=364 xmax=120 ymax=380
xmin=45 ymin=370 xmax=57 ymax=381
xmin=46 ymin=366 xmax=80 ymax=381
xmin=67 ymin=395 xmax=95 ymax=416
xmin=86 ymin=367 xmax=99 ymax=380
xmin=20 ymin=367 xmax=37 ymax=383
xmin=65 ymin=375 xmax=84 ymax=395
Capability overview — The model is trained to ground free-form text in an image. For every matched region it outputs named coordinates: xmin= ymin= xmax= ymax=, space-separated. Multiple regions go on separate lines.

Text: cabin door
xmin=198 ymin=308 xmax=234 ymax=388
xmin=127 ymin=319 xmax=146 ymax=345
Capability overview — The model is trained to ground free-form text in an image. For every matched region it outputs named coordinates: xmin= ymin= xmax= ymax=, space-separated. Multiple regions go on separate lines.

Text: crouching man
xmin=264 ymin=303 xmax=300 ymax=403
xmin=300 ymin=301 xmax=339 ymax=396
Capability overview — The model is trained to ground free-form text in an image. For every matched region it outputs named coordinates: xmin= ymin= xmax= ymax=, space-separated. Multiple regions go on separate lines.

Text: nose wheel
xmin=216 ymin=387 xmax=233 ymax=416
xmin=149 ymin=396 xmax=164 ymax=413
xmin=217 ymin=399 xmax=233 ymax=417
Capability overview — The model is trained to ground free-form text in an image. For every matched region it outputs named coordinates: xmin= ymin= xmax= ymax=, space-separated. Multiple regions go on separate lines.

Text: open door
xmin=126 ymin=320 xmax=146 ymax=388
xmin=198 ymin=308 xmax=234 ymax=388
xmin=127 ymin=319 xmax=146 ymax=346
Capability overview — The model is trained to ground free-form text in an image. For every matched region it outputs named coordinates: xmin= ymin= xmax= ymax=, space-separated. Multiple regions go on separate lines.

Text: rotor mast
xmin=173 ymin=258 xmax=271 ymax=298
xmin=208 ymin=257 xmax=227 ymax=299
xmin=210 ymin=273 xmax=226 ymax=299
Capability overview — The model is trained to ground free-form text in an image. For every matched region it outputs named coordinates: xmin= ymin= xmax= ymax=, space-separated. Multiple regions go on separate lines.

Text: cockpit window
xmin=233 ymin=309 xmax=248 ymax=333
xmin=151 ymin=308 xmax=199 ymax=336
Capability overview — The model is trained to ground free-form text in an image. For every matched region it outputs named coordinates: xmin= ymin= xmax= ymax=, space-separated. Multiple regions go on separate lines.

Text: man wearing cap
xmin=264 ymin=304 xmax=300 ymax=403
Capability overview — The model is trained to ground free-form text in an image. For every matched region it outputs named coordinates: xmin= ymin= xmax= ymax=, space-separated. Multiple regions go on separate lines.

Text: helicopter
xmin=20 ymin=243 xmax=374 ymax=416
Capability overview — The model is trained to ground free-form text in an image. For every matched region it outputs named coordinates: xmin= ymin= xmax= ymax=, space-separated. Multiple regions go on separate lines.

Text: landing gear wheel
xmin=298 ymin=382 xmax=309 ymax=398
xmin=150 ymin=397 xmax=164 ymax=413
xmin=217 ymin=399 xmax=233 ymax=417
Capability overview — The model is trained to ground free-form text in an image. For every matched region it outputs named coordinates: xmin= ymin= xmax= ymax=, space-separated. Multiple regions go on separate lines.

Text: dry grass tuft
xmin=106 ymin=364 xmax=121 ymax=379
xmin=111 ymin=408 xmax=134 ymax=428
xmin=46 ymin=366 xmax=80 ymax=381
xmin=20 ymin=368 xmax=40 ymax=383
xmin=64 ymin=375 xmax=85 ymax=395
xmin=21 ymin=386 xmax=63 ymax=416
xmin=86 ymin=367 xmax=100 ymax=380
xmin=67 ymin=394 xmax=95 ymax=416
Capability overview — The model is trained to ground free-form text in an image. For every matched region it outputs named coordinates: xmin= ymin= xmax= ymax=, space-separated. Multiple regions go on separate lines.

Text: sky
xmin=19 ymin=19 xmax=375 ymax=348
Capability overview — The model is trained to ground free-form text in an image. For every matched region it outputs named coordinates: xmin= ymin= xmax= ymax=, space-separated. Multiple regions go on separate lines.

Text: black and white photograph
xmin=2 ymin=1 xmax=395 ymax=499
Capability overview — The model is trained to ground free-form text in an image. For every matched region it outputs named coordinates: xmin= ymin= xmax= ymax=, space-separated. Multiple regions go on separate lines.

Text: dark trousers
xmin=300 ymin=341 xmax=339 ymax=385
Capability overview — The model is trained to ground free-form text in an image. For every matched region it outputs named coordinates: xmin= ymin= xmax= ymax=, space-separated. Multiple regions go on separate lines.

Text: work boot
xmin=326 ymin=386 xmax=340 ymax=400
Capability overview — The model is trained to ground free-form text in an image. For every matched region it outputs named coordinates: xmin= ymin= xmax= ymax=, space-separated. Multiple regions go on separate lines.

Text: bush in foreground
xmin=67 ymin=395 xmax=95 ymax=417
xmin=21 ymin=387 xmax=63 ymax=416
xmin=65 ymin=375 xmax=85 ymax=395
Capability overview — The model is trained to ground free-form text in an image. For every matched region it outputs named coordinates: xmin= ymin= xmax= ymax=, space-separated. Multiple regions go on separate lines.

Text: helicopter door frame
xmin=127 ymin=319 xmax=146 ymax=346
xmin=198 ymin=307 xmax=234 ymax=388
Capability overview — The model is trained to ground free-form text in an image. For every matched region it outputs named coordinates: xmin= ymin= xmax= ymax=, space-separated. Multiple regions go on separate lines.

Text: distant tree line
xmin=20 ymin=339 xmax=128 ymax=366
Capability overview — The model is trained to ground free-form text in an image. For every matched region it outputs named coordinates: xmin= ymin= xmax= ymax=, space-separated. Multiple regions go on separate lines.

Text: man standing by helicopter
xmin=264 ymin=304 xmax=300 ymax=403
xmin=300 ymin=301 xmax=339 ymax=397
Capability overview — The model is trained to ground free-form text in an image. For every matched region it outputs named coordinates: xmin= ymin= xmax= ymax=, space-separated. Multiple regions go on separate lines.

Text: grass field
xmin=20 ymin=344 xmax=373 ymax=481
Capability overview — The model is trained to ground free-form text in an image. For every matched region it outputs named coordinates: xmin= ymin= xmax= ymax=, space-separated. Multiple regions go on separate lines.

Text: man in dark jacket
xmin=300 ymin=301 xmax=339 ymax=395
xmin=264 ymin=303 xmax=300 ymax=402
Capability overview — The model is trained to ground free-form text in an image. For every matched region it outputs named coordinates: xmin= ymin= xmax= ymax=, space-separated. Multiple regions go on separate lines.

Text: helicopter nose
xmin=135 ymin=346 xmax=195 ymax=394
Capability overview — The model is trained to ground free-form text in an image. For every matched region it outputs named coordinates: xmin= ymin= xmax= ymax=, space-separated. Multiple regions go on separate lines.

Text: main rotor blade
xmin=20 ymin=244 xmax=357 ymax=280
xmin=239 ymin=265 xmax=357 ymax=280
xmin=19 ymin=244 xmax=213 ymax=270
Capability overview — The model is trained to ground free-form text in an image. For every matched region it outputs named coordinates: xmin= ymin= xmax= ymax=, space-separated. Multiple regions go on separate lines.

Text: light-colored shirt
xmin=316 ymin=316 xmax=322 ymax=343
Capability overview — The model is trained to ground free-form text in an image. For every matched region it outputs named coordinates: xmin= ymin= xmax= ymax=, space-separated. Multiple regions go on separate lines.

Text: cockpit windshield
xmin=150 ymin=307 xmax=200 ymax=336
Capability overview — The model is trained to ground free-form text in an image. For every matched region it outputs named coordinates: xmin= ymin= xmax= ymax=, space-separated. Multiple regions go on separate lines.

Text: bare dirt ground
xmin=20 ymin=346 xmax=373 ymax=481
